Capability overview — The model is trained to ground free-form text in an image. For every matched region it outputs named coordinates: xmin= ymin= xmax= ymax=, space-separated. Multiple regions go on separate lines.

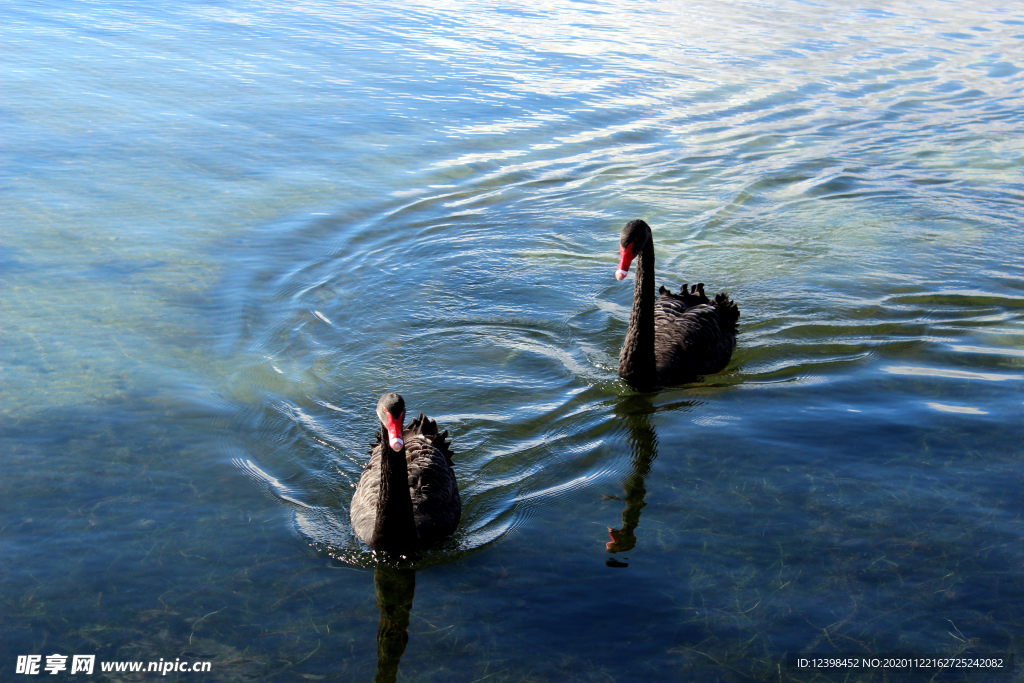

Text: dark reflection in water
xmin=372 ymin=567 xmax=417 ymax=683
xmin=605 ymin=395 xmax=665 ymax=565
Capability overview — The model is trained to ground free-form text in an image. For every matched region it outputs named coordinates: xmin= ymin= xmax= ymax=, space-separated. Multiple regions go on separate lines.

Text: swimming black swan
xmin=615 ymin=219 xmax=739 ymax=390
xmin=350 ymin=393 xmax=461 ymax=556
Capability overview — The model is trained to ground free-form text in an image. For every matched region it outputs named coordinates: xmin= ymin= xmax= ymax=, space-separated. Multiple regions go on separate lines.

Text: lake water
xmin=3 ymin=0 xmax=1024 ymax=680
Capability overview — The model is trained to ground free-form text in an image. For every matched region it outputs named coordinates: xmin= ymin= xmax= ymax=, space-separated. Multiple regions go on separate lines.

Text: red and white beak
xmin=615 ymin=243 xmax=635 ymax=280
xmin=385 ymin=412 xmax=404 ymax=450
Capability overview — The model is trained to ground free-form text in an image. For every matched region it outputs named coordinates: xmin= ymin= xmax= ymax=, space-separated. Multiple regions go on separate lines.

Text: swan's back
xmin=653 ymin=284 xmax=739 ymax=384
xmin=404 ymin=413 xmax=460 ymax=549
xmin=351 ymin=413 xmax=460 ymax=551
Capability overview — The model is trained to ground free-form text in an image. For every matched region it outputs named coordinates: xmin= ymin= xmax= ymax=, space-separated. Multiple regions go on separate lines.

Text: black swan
xmin=614 ymin=219 xmax=739 ymax=389
xmin=350 ymin=393 xmax=461 ymax=556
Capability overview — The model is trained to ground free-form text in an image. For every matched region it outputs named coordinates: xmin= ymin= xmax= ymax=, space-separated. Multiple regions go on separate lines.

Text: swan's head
xmin=616 ymin=219 xmax=651 ymax=280
xmin=376 ymin=392 xmax=406 ymax=451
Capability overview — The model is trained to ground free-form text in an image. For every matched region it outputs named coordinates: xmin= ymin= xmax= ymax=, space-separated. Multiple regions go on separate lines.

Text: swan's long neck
xmin=371 ymin=426 xmax=417 ymax=554
xmin=618 ymin=238 xmax=658 ymax=389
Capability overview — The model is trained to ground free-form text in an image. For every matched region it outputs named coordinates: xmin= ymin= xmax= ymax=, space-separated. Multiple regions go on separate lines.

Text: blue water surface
xmin=3 ymin=0 xmax=1024 ymax=680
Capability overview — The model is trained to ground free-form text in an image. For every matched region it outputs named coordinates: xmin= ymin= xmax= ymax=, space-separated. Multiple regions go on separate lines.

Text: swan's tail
xmin=713 ymin=291 xmax=740 ymax=331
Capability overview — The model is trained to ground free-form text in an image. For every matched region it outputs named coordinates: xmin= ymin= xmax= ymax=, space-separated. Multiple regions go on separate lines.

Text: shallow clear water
xmin=3 ymin=0 xmax=1024 ymax=680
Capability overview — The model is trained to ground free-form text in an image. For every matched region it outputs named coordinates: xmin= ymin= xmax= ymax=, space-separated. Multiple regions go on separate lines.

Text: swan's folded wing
xmin=405 ymin=412 xmax=454 ymax=465
xmin=350 ymin=447 xmax=382 ymax=544
xmin=654 ymin=300 xmax=738 ymax=381
xmin=406 ymin=439 xmax=461 ymax=548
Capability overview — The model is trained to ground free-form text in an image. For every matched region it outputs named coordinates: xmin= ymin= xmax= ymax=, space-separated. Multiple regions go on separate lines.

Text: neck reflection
xmin=372 ymin=566 xmax=416 ymax=683
xmin=605 ymin=395 xmax=660 ymax=565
